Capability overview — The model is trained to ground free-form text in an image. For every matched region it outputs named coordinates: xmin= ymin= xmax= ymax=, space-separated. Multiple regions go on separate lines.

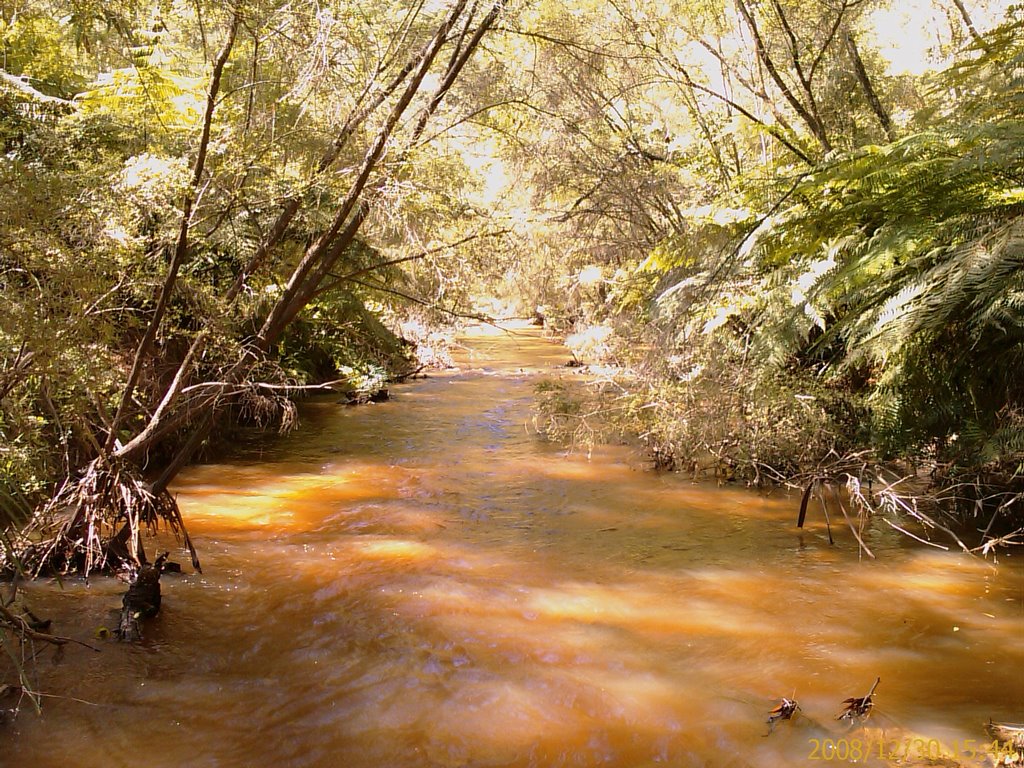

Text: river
xmin=4 ymin=324 xmax=1023 ymax=767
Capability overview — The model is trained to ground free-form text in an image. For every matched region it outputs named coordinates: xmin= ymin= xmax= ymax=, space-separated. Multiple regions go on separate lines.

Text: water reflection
xmin=5 ymin=324 xmax=1023 ymax=767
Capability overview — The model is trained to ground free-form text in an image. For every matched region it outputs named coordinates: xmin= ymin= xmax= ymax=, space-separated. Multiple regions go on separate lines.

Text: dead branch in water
xmin=1 ymin=594 xmax=102 ymax=718
xmin=790 ymin=450 xmax=1024 ymax=557
xmin=0 ymin=603 xmax=100 ymax=652
xmin=987 ymin=720 xmax=1024 ymax=754
xmin=837 ymin=677 xmax=880 ymax=722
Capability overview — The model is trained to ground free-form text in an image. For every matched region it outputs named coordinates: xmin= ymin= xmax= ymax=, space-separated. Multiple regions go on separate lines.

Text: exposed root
xmin=0 ymin=602 xmax=99 ymax=653
xmin=237 ymin=386 xmax=297 ymax=431
xmin=8 ymin=457 xmax=199 ymax=578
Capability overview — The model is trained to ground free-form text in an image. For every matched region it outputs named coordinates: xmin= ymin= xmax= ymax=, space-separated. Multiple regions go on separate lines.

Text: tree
xmin=741 ymin=12 xmax=1024 ymax=463
xmin=2 ymin=0 xmax=509 ymax=575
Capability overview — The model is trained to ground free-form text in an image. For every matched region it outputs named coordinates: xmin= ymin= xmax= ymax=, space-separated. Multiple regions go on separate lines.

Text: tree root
xmin=7 ymin=457 xmax=200 ymax=578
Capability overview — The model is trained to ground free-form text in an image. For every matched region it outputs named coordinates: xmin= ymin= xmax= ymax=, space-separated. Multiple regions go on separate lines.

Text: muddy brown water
xmin=4 ymin=325 xmax=1023 ymax=767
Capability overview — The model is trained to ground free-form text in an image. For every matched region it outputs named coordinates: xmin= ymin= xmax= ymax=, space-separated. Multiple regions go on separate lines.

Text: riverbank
xmin=4 ymin=326 xmax=1021 ymax=768
xmin=530 ymin=316 xmax=1024 ymax=556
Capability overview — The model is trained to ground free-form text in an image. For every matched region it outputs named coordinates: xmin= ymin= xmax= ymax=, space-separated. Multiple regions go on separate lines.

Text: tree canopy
xmin=2 ymin=0 xmax=1023 ymax=569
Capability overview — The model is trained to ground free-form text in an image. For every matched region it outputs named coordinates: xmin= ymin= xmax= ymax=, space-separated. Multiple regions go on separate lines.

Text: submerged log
xmin=340 ymin=387 xmax=390 ymax=405
xmin=117 ymin=552 xmax=168 ymax=642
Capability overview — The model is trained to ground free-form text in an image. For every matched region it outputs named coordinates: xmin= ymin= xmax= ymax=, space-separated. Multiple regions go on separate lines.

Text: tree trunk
xmin=224 ymin=51 xmax=424 ymax=304
xmin=270 ymin=0 xmax=504 ymax=337
xmin=844 ymin=29 xmax=896 ymax=142
xmin=950 ymin=0 xmax=988 ymax=49
xmin=132 ymin=0 xmax=502 ymax=498
xmin=256 ymin=0 xmax=471 ymax=348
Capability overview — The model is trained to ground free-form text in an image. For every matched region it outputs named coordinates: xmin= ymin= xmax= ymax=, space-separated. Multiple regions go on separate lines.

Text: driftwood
xmin=765 ymin=697 xmax=800 ymax=733
xmin=0 ymin=600 xmax=100 ymax=656
xmin=117 ymin=552 xmax=168 ymax=642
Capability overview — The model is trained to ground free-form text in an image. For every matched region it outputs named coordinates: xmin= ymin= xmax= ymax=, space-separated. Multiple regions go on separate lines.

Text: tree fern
xmin=697 ymin=11 xmax=1024 ymax=461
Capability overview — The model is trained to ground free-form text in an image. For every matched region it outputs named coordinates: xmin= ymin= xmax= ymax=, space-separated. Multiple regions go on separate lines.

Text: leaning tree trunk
xmin=269 ymin=0 xmax=504 ymax=337
xmin=154 ymin=1 xmax=504 ymax=496
xmin=16 ymin=1 xmax=505 ymax=578
xmin=12 ymin=9 xmax=240 ymax=578
xmin=255 ymin=0 xmax=470 ymax=348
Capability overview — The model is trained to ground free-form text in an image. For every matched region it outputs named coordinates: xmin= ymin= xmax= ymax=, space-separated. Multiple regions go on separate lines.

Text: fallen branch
xmin=180 ymin=378 xmax=352 ymax=395
xmin=0 ymin=603 xmax=101 ymax=652
xmin=880 ymin=518 xmax=949 ymax=550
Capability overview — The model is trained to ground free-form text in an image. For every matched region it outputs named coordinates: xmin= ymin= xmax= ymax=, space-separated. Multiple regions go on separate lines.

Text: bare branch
xmin=313 ymin=227 xmax=513 ymax=298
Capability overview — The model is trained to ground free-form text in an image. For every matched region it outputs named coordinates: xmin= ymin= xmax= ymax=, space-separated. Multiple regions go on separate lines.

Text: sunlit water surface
xmin=4 ymin=325 xmax=1023 ymax=767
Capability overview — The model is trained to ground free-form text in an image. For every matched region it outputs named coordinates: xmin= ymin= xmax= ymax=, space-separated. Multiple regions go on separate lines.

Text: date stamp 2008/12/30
xmin=807 ymin=736 xmax=1021 ymax=762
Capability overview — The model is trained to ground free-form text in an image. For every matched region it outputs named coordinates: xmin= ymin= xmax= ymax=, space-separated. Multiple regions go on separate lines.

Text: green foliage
xmin=278 ymin=288 xmax=412 ymax=387
xmin=726 ymin=11 xmax=1024 ymax=464
xmin=0 ymin=8 xmax=84 ymax=96
xmin=0 ymin=0 xmax=506 ymax=536
xmin=3 ymin=0 xmax=1020 ymax=529
xmin=0 ymin=81 xmax=138 ymax=496
xmin=511 ymin=2 xmax=1024 ymax=487
xmin=75 ymin=45 xmax=204 ymax=153
xmin=534 ymin=322 xmax=868 ymax=481
xmin=0 ymin=460 xmax=38 ymax=530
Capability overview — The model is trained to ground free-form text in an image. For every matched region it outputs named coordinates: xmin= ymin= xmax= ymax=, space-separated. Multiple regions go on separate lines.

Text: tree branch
xmin=223 ymin=41 xmax=425 ymax=304
xmin=664 ymin=58 xmax=813 ymax=164
xmin=734 ymin=0 xmax=831 ymax=152
xmin=313 ymin=227 xmax=513 ymax=298
xmin=844 ymin=28 xmax=896 ymax=141
xmin=256 ymin=0 xmax=471 ymax=347
xmin=950 ymin=0 xmax=989 ymax=50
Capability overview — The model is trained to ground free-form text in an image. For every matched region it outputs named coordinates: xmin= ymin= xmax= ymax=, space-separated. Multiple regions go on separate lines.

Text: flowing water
xmin=4 ymin=325 xmax=1023 ymax=767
